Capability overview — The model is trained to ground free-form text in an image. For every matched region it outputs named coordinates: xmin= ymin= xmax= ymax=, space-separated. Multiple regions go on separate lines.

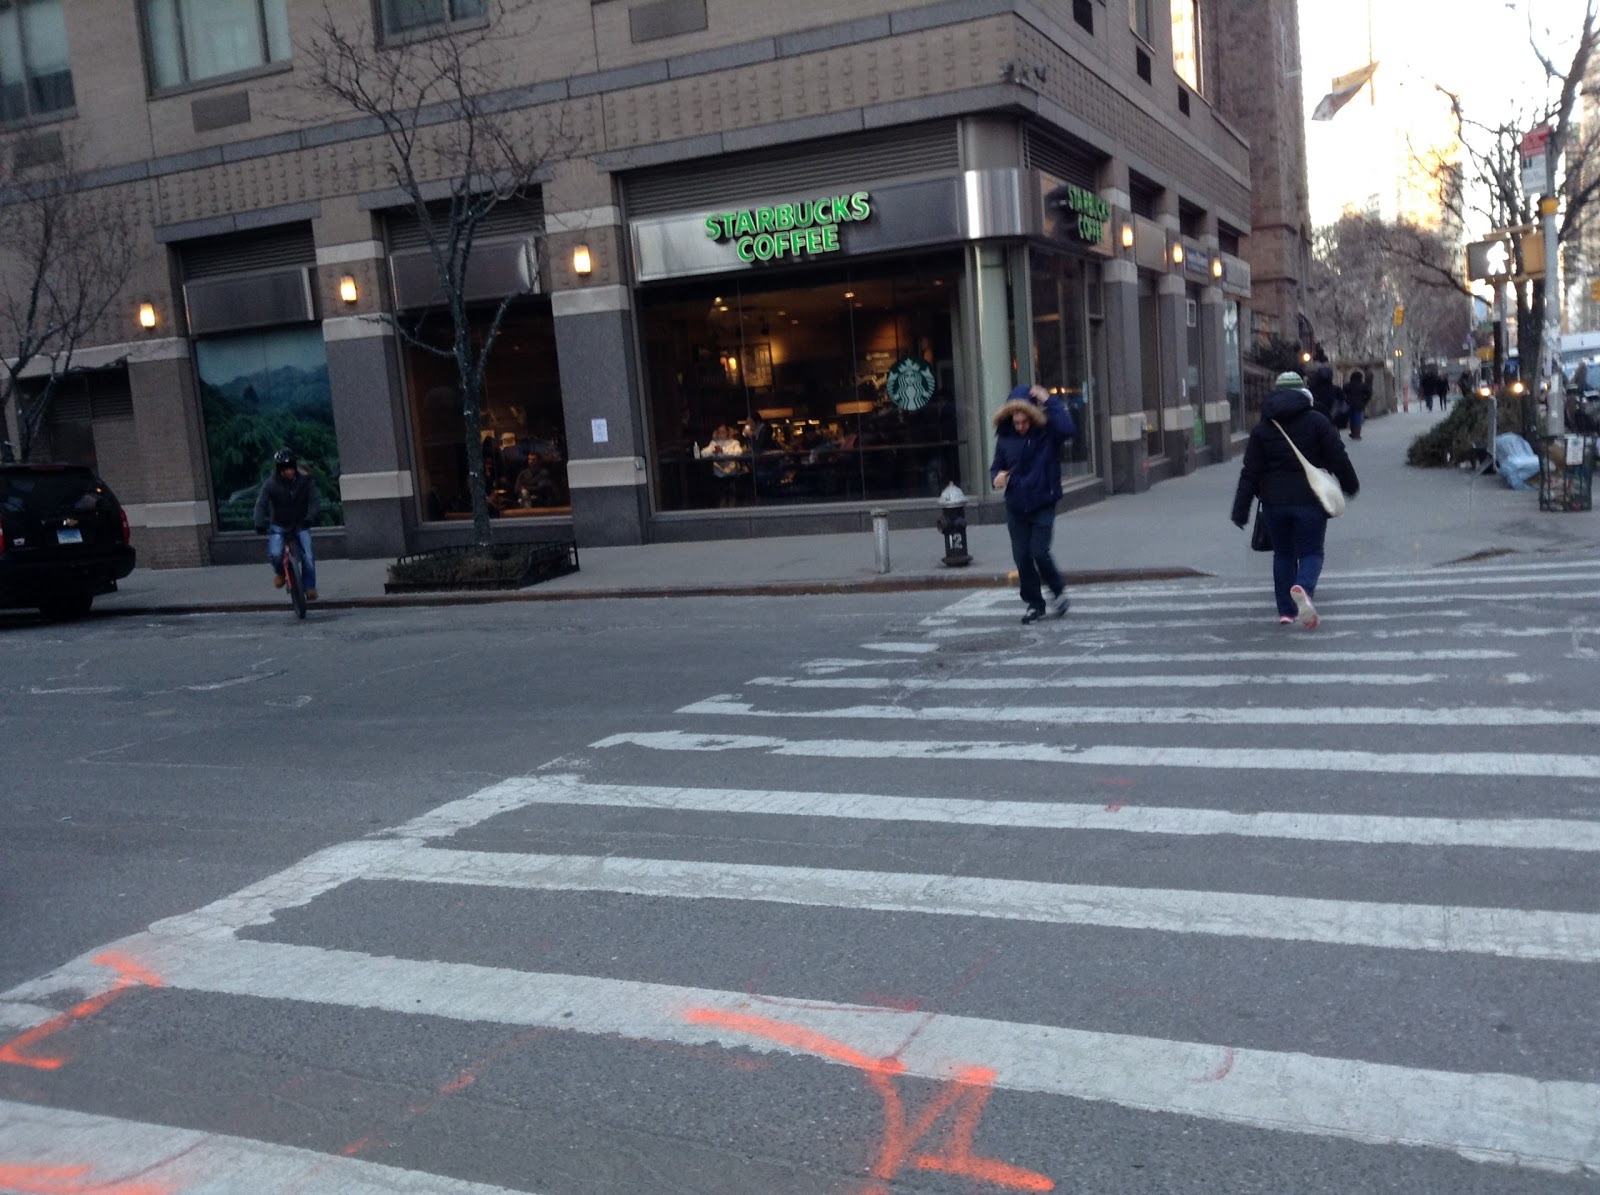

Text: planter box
xmin=384 ymin=540 xmax=580 ymax=594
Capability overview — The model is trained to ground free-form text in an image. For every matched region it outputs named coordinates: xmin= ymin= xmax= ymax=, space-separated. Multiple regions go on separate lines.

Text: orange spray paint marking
xmin=0 ymin=954 xmax=162 ymax=1072
xmin=686 ymin=1009 xmax=1054 ymax=1193
xmin=0 ymin=1163 xmax=174 ymax=1195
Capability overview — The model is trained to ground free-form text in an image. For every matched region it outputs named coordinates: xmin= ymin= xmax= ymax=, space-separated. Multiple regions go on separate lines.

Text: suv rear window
xmin=0 ymin=470 xmax=107 ymax=515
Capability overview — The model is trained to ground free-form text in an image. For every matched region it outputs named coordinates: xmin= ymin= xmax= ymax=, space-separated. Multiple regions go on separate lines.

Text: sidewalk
xmin=96 ymin=406 xmax=1600 ymax=615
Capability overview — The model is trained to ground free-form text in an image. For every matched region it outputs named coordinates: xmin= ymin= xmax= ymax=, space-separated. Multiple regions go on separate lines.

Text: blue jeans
xmin=1262 ymin=504 xmax=1325 ymax=617
xmin=1006 ymin=505 xmax=1063 ymax=609
xmin=1348 ymin=407 xmax=1364 ymax=436
xmin=267 ymin=525 xmax=317 ymax=591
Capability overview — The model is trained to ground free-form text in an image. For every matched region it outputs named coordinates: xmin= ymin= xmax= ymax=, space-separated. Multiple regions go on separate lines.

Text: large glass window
xmin=1029 ymin=249 xmax=1098 ymax=482
xmin=1128 ymin=0 xmax=1150 ymax=42
xmin=1172 ymin=0 xmax=1201 ymax=91
xmin=197 ymin=327 xmax=342 ymax=532
xmin=380 ymin=0 xmax=487 ymax=38
xmin=1224 ymin=300 xmax=1246 ymax=433
xmin=404 ymin=304 xmax=568 ymax=521
xmin=0 ymin=0 xmax=73 ymax=122
xmin=142 ymin=0 xmax=289 ymax=90
xmin=641 ymin=256 xmax=963 ymax=512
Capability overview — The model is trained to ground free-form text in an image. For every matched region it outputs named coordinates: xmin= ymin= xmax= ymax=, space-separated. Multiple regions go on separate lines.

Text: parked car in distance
xmin=0 ymin=463 xmax=135 ymax=619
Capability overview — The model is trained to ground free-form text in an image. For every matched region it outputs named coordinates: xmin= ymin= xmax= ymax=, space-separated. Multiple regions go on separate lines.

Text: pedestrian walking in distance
xmin=991 ymin=383 xmax=1075 ymax=624
xmin=1230 ymin=371 xmax=1359 ymax=629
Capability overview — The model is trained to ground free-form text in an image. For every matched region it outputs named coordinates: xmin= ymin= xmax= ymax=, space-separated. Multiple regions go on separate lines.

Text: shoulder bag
xmin=1250 ymin=501 xmax=1272 ymax=551
xmin=1270 ymin=419 xmax=1346 ymax=518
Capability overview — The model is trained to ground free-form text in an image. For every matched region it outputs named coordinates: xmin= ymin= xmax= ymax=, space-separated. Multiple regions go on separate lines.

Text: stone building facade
xmin=0 ymin=0 xmax=1301 ymax=567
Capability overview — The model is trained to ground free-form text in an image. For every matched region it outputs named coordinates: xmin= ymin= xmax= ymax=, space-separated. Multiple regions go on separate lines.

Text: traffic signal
xmin=1393 ymin=305 xmax=1405 ymax=327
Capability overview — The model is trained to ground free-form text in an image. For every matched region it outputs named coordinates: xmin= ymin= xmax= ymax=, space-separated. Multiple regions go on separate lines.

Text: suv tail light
xmin=119 ymin=508 xmax=131 ymax=545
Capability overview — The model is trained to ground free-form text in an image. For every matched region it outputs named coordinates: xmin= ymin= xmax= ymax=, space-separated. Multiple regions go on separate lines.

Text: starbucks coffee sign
xmin=886 ymin=356 xmax=936 ymax=410
xmin=704 ymin=192 xmax=874 ymax=263
xmin=1062 ymin=184 xmax=1109 ymax=244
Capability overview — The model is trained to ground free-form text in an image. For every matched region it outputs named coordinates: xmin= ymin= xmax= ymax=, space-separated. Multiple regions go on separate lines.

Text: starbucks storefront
xmin=631 ymin=179 xmax=974 ymax=531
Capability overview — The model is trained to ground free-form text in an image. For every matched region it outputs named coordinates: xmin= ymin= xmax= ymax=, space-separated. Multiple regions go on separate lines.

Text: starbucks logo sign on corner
xmin=886 ymin=356 xmax=936 ymax=411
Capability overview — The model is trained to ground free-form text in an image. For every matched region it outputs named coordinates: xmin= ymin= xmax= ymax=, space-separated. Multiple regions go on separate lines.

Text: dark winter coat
xmin=1344 ymin=374 xmax=1372 ymax=411
xmin=253 ymin=469 xmax=321 ymax=533
xmin=1230 ymin=387 xmax=1360 ymax=526
xmin=989 ymin=395 xmax=1075 ymax=515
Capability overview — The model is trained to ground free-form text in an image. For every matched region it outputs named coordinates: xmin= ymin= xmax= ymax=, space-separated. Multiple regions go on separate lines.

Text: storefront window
xmin=197 ymin=326 xmax=342 ymax=531
xmin=1186 ymin=285 xmax=1205 ymax=447
xmin=641 ymin=256 xmax=962 ymax=512
xmin=1138 ymin=275 xmax=1163 ymax=459
xmin=1224 ymin=300 xmax=1245 ymax=433
xmin=403 ymin=303 xmax=568 ymax=521
xmin=1028 ymin=249 xmax=1097 ymax=482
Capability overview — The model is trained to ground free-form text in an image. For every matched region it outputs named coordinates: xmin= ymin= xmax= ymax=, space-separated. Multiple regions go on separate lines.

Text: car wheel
xmin=39 ymin=594 xmax=94 ymax=621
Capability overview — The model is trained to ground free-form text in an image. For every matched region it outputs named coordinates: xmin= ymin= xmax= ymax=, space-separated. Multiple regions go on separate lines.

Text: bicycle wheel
xmin=286 ymin=546 xmax=307 ymax=619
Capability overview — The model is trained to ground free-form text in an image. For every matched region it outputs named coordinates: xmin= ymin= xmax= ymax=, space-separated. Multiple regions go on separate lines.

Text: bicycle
xmin=280 ymin=532 xmax=307 ymax=619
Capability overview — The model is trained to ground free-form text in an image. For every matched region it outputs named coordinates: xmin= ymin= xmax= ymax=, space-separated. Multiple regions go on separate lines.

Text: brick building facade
xmin=1 ymin=0 xmax=1305 ymax=567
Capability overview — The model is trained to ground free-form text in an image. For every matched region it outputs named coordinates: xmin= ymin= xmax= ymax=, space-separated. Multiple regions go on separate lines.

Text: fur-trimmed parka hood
xmin=994 ymin=399 xmax=1046 ymax=430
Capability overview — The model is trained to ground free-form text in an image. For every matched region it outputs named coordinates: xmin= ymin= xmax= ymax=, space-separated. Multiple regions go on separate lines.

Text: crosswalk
xmin=4 ymin=556 xmax=1600 ymax=1192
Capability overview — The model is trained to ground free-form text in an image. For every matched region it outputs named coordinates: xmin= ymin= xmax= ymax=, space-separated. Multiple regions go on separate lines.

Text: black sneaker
xmin=1021 ymin=605 xmax=1046 ymax=624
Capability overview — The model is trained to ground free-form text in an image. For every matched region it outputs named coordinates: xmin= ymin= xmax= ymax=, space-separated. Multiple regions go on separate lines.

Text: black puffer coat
xmin=1230 ymin=387 xmax=1360 ymax=526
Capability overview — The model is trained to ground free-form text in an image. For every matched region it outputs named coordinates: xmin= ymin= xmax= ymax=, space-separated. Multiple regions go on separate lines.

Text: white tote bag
xmin=1271 ymin=419 xmax=1346 ymax=518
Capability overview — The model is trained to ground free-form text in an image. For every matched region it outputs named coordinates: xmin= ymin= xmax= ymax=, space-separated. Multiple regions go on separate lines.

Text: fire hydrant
xmin=937 ymin=482 xmax=971 ymax=567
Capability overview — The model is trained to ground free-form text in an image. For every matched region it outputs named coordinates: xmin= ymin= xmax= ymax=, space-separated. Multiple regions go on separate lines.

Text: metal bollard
xmin=871 ymin=509 xmax=891 ymax=574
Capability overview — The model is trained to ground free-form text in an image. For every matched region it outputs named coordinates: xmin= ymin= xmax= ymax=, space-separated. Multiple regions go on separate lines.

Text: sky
xmin=1298 ymin=0 xmax=1594 ymax=231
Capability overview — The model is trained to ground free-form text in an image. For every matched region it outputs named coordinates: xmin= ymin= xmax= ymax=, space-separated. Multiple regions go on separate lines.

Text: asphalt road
xmin=2 ymin=562 xmax=1599 ymax=1194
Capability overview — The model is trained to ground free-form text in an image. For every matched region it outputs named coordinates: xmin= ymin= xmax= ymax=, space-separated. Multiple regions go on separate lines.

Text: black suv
xmin=0 ymin=463 xmax=136 ymax=619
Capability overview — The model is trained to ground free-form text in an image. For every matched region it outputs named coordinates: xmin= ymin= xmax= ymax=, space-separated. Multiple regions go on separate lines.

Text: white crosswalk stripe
xmin=4 ymin=558 xmax=1600 ymax=1190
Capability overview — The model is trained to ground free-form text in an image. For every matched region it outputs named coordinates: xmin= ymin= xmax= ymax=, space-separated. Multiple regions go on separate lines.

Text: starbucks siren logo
xmin=886 ymin=356 xmax=936 ymax=411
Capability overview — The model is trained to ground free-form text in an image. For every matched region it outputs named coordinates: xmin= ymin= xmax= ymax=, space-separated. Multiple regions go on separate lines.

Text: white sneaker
xmin=1051 ymin=591 xmax=1070 ymax=618
xmin=1289 ymin=585 xmax=1319 ymax=629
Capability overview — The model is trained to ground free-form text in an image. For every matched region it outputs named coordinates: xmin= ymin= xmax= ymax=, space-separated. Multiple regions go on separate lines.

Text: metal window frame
xmin=0 ymin=0 xmax=74 ymax=122
xmin=374 ymin=0 xmax=489 ymax=43
xmin=140 ymin=0 xmax=281 ymax=91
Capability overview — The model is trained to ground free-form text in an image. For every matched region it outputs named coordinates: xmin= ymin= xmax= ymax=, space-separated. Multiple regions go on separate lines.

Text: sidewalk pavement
xmin=96 ymin=405 xmax=1600 ymax=615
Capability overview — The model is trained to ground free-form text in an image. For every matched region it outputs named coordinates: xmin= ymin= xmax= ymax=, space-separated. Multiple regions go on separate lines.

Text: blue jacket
xmin=989 ymin=395 xmax=1075 ymax=515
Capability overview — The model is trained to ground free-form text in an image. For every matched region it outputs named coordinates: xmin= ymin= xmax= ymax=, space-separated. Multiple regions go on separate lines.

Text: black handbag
xmin=1250 ymin=502 xmax=1273 ymax=552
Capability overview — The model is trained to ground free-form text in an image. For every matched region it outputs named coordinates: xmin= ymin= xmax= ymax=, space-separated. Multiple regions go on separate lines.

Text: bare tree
xmin=0 ymin=143 xmax=136 ymax=463
xmin=300 ymin=2 xmax=567 ymax=546
xmin=1426 ymin=3 xmax=1598 ymax=392
xmin=1307 ymin=214 xmax=1469 ymax=364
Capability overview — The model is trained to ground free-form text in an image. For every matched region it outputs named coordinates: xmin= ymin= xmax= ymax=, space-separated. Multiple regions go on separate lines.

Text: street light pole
xmin=1541 ymin=146 xmax=1565 ymax=433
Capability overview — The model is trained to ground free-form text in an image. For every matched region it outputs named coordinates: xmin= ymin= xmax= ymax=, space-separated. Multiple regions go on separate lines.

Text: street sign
xmin=1521 ymin=124 xmax=1552 ymax=196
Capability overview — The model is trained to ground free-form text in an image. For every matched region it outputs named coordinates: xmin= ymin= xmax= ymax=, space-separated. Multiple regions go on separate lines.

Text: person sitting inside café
xmin=515 ymin=452 xmax=559 ymax=508
xmin=696 ymin=423 xmax=746 ymax=506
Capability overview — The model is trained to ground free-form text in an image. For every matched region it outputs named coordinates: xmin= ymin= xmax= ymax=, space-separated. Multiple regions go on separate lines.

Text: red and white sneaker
xmin=1289 ymin=585 xmax=1319 ymax=629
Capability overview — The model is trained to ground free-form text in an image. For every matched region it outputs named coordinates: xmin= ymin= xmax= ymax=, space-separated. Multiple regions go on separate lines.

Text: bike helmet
xmin=273 ymin=448 xmax=297 ymax=468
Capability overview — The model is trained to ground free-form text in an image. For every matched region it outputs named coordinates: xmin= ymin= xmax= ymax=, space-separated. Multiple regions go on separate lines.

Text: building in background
xmin=0 ymin=0 xmax=1301 ymax=566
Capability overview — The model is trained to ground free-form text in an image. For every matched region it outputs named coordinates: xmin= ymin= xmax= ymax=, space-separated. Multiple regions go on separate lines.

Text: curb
xmin=88 ymin=566 xmax=1210 ymax=617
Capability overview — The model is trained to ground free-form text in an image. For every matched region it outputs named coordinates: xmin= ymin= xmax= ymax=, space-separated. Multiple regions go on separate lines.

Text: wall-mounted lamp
xmin=1301 ymin=351 xmax=1313 ymax=364
xmin=1120 ymin=223 xmax=1135 ymax=249
xmin=1171 ymin=242 xmax=1185 ymax=265
xmin=137 ymin=301 xmax=157 ymax=329
xmin=572 ymin=243 xmax=593 ymax=276
xmin=1210 ymin=257 xmax=1223 ymax=279
xmin=338 ymin=275 xmax=359 ymax=304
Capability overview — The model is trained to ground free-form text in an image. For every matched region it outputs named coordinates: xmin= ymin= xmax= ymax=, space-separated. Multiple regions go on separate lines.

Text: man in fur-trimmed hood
xmin=990 ymin=383 xmax=1076 ymax=623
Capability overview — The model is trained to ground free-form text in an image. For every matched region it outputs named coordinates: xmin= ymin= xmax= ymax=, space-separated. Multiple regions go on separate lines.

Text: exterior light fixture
xmin=572 ymin=243 xmax=593 ymax=276
xmin=1301 ymin=351 xmax=1313 ymax=364
xmin=137 ymin=302 xmax=157 ymax=329
xmin=1210 ymin=257 xmax=1223 ymax=279
xmin=338 ymin=275 xmax=359 ymax=304
xmin=1510 ymin=381 xmax=1525 ymax=395
xmin=1120 ymin=223 xmax=1135 ymax=249
xmin=1171 ymin=242 xmax=1184 ymax=265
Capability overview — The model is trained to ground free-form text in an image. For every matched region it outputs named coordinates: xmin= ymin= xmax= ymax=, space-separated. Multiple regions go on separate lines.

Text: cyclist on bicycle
xmin=253 ymin=448 xmax=320 ymax=600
